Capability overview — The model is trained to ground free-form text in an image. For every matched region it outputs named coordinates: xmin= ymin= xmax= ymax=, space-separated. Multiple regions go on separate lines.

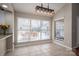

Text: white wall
xmin=52 ymin=4 xmax=72 ymax=49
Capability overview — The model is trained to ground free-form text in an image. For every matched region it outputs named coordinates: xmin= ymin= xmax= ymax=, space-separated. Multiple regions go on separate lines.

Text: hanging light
xmin=2 ymin=4 xmax=8 ymax=8
xmin=0 ymin=4 xmax=12 ymax=13
xmin=35 ymin=3 xmax=55 ymax=16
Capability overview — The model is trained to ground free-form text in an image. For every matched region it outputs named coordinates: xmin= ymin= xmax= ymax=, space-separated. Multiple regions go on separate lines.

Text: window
xmin=17 ymin=17 xmax=51 ymax=43
xmin=41 ymin=21 xmax=50 ymax=40
xmin=55 ymin=19 xmax=64 ymax=41
xmin=31 ymin=20 xmax=41 ymax=41
xmin=17 ymin=18 xmax=30 ymax=43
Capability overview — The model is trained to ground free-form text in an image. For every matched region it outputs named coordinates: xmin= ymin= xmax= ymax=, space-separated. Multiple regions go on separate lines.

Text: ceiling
xmin=13 ymin=3 xmax=66 ymax=17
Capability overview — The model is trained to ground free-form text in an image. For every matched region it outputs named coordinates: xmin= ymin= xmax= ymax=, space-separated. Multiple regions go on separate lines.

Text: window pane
xmin=17 ymin=31 xmax=30 ymax=43
xmin=17 ymin=18 xmax=30 ymax=30
xmin=55 ymin=20 xmax=64 ymax=40
xmin=31 ymin=20 xmax=40 ymax=31
xmin=41 ymin=21 xmax=50 ymax=31
xmin=41 ymin=31 xmax=50 ymax=40
xmin=30 ymin=31 xmax=40 ymax=41
xmin=17 ymin=18 xmax=30 ymax=43
xmin=31 ymin=20 xmax=41 ymax=41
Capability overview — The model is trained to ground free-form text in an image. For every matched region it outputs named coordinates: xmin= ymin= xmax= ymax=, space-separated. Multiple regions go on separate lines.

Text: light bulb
xmin=2 ymin=4 xmax=8 ymax=8
xmin=37 ymin=10 xmax=40 ymax=13
xmin=40 ymin=11 xmax=43 ymax=13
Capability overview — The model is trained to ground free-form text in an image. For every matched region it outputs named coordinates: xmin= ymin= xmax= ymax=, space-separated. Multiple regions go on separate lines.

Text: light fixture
xmin=2 ymin=4 xmax=8 ymax=8
xmin=35 ymin=3 xmax=55 ymax=16
xmin=0 ymin=4 xmax=12 ymax=13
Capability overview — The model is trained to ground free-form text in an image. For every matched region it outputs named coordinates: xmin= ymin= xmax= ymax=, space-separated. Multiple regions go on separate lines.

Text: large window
xmin=55 ymin=19 xmax=64 ymax=41
xmin=17 ymin=17 xmax=51 ymax=43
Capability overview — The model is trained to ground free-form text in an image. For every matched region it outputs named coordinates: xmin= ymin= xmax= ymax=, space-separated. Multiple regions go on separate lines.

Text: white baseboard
xmin=15 ymin=40 xmax=52 ymax=47
xmin=53 ymin=41 xmax=72 ymax=50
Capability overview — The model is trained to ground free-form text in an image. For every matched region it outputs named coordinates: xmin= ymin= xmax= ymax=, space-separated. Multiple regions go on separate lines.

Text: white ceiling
xmin=13 ymin=3 xmax=66 ymax=17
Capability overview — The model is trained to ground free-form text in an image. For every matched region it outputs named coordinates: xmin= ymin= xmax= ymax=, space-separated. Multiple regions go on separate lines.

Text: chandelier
xmin=35 ymin=3 xmax=55 ymax=16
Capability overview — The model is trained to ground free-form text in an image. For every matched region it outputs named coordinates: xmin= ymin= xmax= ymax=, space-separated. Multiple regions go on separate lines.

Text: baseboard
xmin=53 ymin=41 xmax=72 ymax=50
xmin=15 ymin=40 xmax=52 ymax=48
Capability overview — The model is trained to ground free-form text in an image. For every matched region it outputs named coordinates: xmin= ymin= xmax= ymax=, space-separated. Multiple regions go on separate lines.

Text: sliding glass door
xmin=17 ymin=17 xmax=51 ymax=43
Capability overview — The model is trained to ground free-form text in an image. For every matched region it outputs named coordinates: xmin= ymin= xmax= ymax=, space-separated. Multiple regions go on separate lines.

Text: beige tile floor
xmin=5 ymin=43 xmax=76 ymax=56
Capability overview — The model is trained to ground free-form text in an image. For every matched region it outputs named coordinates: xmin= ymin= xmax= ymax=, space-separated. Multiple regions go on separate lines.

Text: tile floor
xmin=5 ymin=43 xmax=76 ymax=56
